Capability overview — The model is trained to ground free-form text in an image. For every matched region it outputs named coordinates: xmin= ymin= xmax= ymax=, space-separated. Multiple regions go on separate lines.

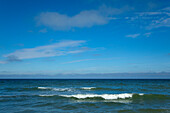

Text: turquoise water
xmin=0 ymin=79 xmax=170 ymax=113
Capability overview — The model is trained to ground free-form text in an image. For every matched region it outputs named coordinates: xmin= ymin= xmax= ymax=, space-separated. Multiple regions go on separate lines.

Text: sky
xmin=0 ymin=0 xmax=170 ymax=78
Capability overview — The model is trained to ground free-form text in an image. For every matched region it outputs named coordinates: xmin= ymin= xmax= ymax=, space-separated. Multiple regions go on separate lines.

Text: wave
xmin=5 ymin=86 xmax=125 ymax=92
xmin=5 ymin=87 xmax=72 ymax=92
xmin=37 ymin=87 xmax=72 ymax=92
xmin=80 ymin=87 xmax=125 ymax=91
xmin=60 ymin=93 xmax=144 ymax=100
xmin=5 ymin=87 xmax=38 ymax=91
xmin=38 ymin=93 xmax=170 ymax=100
xmin=37 ymin=87 xmax=52 ymax=90
xmin=1 ymin=93 xmax=169 ymax=102
xmin=80 ymin=87 xmax=96 ymax=90
xmin=0 ymin=95 xmax=31 ymax=98
xmin=132 ymin=93 xmax=170 ymax=100
xmin=37 ymin=86 xmax=125 ymax=91
xmin=39 ymin=95 xmax=55 ymax=97
xmin=118 ymin=109 xmax=170 ymax=113
xmin=59 ymin=93 xmax=170 ymax=100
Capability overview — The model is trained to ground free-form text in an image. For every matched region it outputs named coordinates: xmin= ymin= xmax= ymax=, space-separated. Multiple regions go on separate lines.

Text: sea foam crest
xmin=80 ymin=87 xmax=96 ymax=90
xmin=38 ymin=87 xmax=72 ymax=92
xmin=60 ymin=93 xmax=137 ymax=99
xmin=38 ymin=87 xmax=51 ymax=90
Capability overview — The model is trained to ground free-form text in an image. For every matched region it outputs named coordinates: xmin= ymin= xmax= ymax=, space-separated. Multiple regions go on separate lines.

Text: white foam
xmin=81 ymin=87 xmax=96 ymax=90
xmin=74 ymin=99 xmax=132 ymax=103
xmin=60 ymin=93 xmax=135 ymax=99
xmin=53 ymin=88 xmax=72 ymax=92
xmin=38 ymin=87 xmax=51 ymax=90
xmin=139 ymin=93 xmax=144 ymax=96
xmin=38 ymin=87 xmax=72 ymax=92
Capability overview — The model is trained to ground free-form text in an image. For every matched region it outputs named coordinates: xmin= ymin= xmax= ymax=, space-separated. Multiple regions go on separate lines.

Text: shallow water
xmin=0 ymin=79 xmax=170 ymax=113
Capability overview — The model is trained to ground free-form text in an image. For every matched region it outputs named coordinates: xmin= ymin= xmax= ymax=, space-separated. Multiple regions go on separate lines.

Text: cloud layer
xmin=125 ymin=7 xmax=170 ymax=29
xmin=126 ymin=34 xmax=140 ymax=38
xmin=62 ymin=59 xmax=96 ymax=64
xmin=3 ymin=40 xmax=87 ymax=60
xmin=36 ymin=6 xmax=128 ymax=30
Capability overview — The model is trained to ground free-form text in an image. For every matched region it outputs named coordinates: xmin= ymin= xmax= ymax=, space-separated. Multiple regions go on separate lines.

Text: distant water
xmin=0 ymin=79 xmax=170 ymax=113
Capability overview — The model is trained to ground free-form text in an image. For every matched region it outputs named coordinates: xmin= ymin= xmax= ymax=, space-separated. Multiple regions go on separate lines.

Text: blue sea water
xmin=0 ymin=79 xmax=170 ymax=113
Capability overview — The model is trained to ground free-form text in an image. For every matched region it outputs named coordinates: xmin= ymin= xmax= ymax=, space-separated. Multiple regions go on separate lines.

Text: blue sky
xmin=0 ymin=0 xmax=170 ymax=78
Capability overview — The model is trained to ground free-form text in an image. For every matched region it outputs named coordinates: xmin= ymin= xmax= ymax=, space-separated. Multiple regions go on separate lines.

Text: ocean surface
xmin=0 ymin=79 xmax=170 ymax=113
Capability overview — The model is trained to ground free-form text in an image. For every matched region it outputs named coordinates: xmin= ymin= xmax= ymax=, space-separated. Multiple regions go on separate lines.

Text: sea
xmin=0 ymin=79 xmax=169 ymax=113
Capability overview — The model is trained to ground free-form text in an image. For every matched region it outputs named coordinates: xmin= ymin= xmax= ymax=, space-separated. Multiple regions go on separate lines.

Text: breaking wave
xmin=39 ymin=95 xmax=55 ymax=97
xmin=60 ymin=93 xmax=141 ymax=99
xmin=5 ymin=86 xmax=125 ymax=92
xmin=37 ymin=87 xmax=72 ymax=92
xmin=80 ymin=87 xmax=96 ymax=90
xmin=80 ymin=87 xmax=125 ymax=91
xmin=59 ymin=93 xmax=170 ymax=100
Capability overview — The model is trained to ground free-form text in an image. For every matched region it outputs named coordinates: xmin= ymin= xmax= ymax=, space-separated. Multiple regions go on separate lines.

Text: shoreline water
xmin=0 ymin=79 xmax=169 ymax=113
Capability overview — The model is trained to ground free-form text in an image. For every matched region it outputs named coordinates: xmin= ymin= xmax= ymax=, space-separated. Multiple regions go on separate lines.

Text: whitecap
xmin=60 ymin=93 xmax=140 ymax=99
xmin=80 ymin=87 xmax=96 ymax=90
xmin=139 ymin=93 xmax=144 ymax=96
xmin=38 ymin=87 xmax=72 ymax=92
xmin=53 ymin=88 xmax=72 ymax=92
xmin=38 ymin=87 xmax=51 ymax=90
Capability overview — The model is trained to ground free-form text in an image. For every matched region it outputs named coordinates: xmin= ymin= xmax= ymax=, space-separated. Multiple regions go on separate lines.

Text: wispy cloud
xmin=6 ymin=55 xmax=22 ymax=62
xmin=36 ymin=6 xmax=130 ymax=30
xmin=62 ymin=57 xmax=118 ymax=64
xmin=144 ymin=32 xmax=152 ymax=37
xmin=3 ymin=40 xmax=88 ymax=60
xmin=149 ymin=18 xmax=170 ymax=29
xmin=126 ymin=34 xmax=140 ymax=38
xmin=62 ymin=59 xmax=96 ymax=64
xmin=125 ymin=7 xmax=170 ymax=29
xmin=126 ymin=32 xmax=152 ymax=38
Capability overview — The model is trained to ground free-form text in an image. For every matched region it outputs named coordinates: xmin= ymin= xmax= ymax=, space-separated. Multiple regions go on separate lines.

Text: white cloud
xmin=126 ymin=34 xmax=140 ymax=38
xmin=36 ymin=6 xmax=129 ymax=30
xmin=162 ymin=7 xmax=170 ymax=12
xmin=62 ymin=57 xmax=118 ymax=64
xmin=138 ymin=11 xmax=170 ymax=16
xmin=63 ymin=59 xmax=96 ymax=64
xmin=125 ymin=7 xmax=170 ymax=29
xmin=144 ymin=32 xmax=152 ymax=37
xmin=3 ymin=40 xmax=87 ymax=60
xmin=143 ymin=7 xmax=170 ymax=29
xmin=36 ymin=11 xmax=107 ymax=30
xmin=126 ymin=32 xmax=152 ymax=38
xmin=149 ymin=18 xmax=170 ymax=29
